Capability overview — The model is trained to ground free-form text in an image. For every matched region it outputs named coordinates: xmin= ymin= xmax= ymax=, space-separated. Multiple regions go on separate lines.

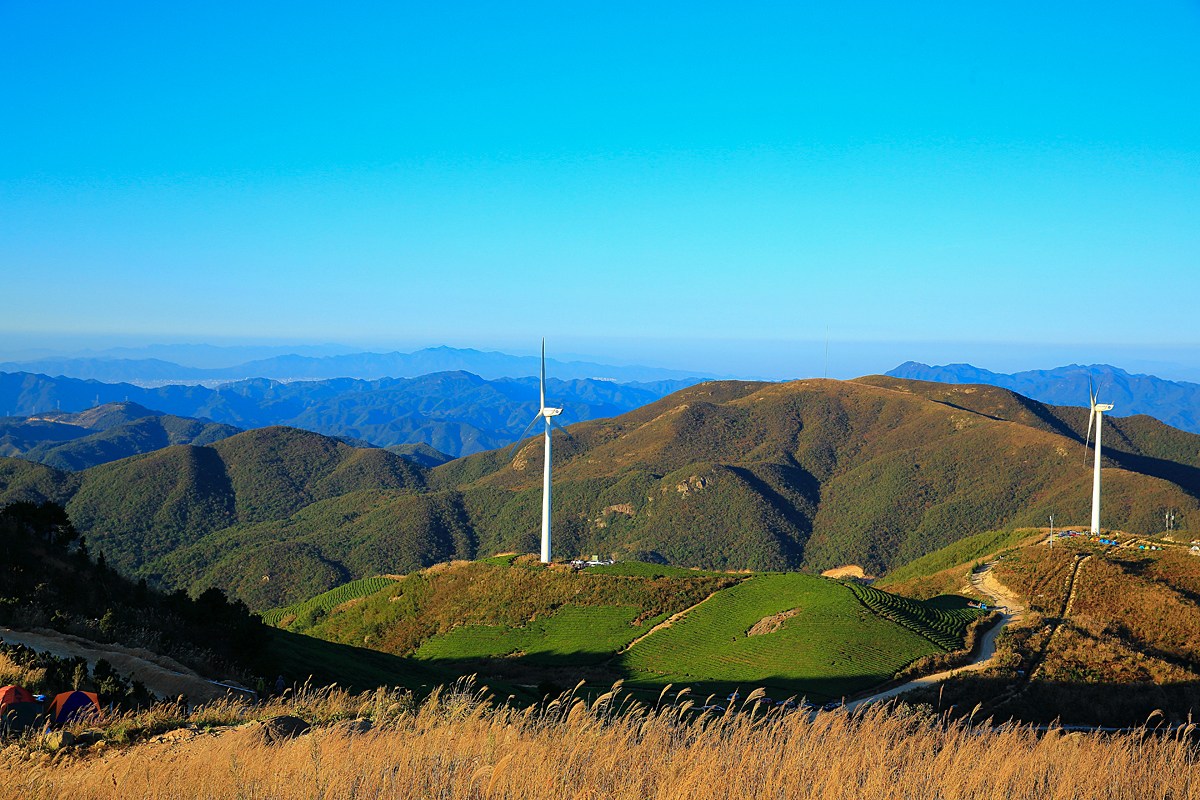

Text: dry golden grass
xmin=1038 ymin=616 xmax=1196 ymax=684
xmin=5 ymin=680 xmax=1200 ymax=799
xmin=0 ymin=651 xmax=45 ymax=689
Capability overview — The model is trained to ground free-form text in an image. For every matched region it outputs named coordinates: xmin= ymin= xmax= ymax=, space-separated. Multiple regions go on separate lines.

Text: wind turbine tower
xmin=1084 ymin=381 xmax=1114 ymax=535
xmin=507 ymin=340 xmax=572 ymax=563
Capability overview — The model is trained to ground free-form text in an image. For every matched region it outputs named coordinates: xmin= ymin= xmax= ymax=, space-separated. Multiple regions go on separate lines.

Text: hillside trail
xmin=614 ymin=592 xmax=725 ymax=657
xmin=0 ymin=626 xmax=251 ymax=703
xmin=846 ymin=562 xmax=1025 ymax=709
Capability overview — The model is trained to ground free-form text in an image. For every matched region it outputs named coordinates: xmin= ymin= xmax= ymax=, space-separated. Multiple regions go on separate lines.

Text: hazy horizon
xmin=4 ymin=334 xmax=1200 ymax=385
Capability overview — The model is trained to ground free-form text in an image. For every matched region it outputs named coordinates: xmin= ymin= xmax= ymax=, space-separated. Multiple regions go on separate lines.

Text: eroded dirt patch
xmin=821 ymin=565 xmax=875 ymax=581
xmin=747 ymin=608 xmax=800 ymax=636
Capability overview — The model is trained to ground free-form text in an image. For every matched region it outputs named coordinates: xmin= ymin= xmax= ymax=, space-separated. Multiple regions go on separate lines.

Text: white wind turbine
xmin=506 ymin=339 xmax=572 ymax=563
xmin=1083 ymin=378 xmax=1114 ymax=535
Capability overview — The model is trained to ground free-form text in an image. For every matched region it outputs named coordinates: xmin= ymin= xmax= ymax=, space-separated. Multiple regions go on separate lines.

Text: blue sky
xmin=2 ymin=1 xmax=1198 ymax=379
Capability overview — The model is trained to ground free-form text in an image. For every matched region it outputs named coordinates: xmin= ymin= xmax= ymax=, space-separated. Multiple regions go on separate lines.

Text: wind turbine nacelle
xmin=1094 ymin=404 xmax=1114 ymax=412
xmin=541 ymin=407 xmax=564 ymax=417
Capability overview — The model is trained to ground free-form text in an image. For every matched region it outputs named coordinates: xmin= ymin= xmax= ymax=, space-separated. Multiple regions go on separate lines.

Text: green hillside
xmin=1 ymin=402 xmax=243 ymax=471
xmin=0 ymin=426 xmax=427 ymax=605
xmin=256 ymin=628 xmax=453 ymax=695
xmin=2 ymin=377 xmax=1198 ymax=609
xmin=615 ymin=573 xmax=976 ymax=700
xmin=279 ymin=559 xmax=984 ymax=702
xmin=296 ymin=557 xmax=738 ymax=656
xmin=385 ymin=441 xmax=456 ymax=467
xmin=24 ymin=414 xmax=242 ymax=470
xmin=415 ymin=604 xmax=656 ymax=667
xmin=427 ymin=378 xmax=1198 ymax=575
xmin=877 ymin=528 xmax=1039 ymax=587
xmin=261 ymin=575 xmax=400 ymax=627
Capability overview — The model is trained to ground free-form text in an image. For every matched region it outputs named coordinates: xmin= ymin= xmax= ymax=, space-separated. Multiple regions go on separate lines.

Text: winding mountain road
xmin=846 ymin=562 xmax=1025 ymax=709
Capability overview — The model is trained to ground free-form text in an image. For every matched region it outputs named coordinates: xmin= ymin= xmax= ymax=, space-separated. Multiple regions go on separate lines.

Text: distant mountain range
xmin=886 ymin=362 xmax=1200 ymax=434
xmin=0 ymin=345 xmax=718 ymax=385
xmin=0 ymin=370 xmax=697 ymax=458
xmin=3 ymin=377 xmax=1196 ymax=609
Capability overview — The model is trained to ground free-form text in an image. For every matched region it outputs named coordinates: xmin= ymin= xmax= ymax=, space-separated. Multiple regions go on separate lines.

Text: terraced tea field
xmin=262 ymin=576 xmax=399 ymax=627
xmin=617 ymin=573 xmax=980 ymax=701
xmin=414 ymin=604 xmax=668 ymax=667
xmin=847 ymin=584 xmax=982 ymax=650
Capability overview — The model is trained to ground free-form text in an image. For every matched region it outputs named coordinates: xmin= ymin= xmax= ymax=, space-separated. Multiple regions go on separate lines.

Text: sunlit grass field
xmin=414 ymin=604 xmax=666 ymax=666
xmin=261 ymin=576 xmax=399 ymax=627
xmin=617 ymin=573 xmax=977 ymax=700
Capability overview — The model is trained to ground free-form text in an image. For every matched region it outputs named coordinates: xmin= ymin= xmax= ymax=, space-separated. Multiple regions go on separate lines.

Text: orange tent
xmin=49 ymin=691 xmax=101 ymax=725
xmin=0 ymin=685 xmax=41 ymax=735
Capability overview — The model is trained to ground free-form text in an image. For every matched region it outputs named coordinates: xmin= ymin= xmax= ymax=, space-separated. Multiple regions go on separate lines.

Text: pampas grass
xmin=4 ymin=679 xmax=1198 ymax=799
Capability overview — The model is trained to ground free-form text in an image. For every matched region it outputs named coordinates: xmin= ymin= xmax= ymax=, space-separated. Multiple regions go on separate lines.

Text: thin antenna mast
xmin=824 ymin=327 xmax=829 ymax=379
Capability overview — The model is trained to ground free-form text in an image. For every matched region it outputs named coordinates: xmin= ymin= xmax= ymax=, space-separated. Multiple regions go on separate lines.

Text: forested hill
xmin=887 ymin=362 xmax=1200 ymax=434
xmin=1 ymin=401 xmax=242 ymax=470
xmin=1 ymin=377 xmax=1197 ymax=610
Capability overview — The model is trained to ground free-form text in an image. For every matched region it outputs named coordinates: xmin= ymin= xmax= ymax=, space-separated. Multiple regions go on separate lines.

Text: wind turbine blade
xmin=1082 ymin=407 xmax=1096 ymax=465
xmin=1088 ymin=376 xmax=1095 ymax=409
xmin=506 ymin=413 xmax=543 ymax=461
xmin=540 ymin=338 xmax=546 ymax=410
xmin=551 ymin=418 xmax=573 ymax=438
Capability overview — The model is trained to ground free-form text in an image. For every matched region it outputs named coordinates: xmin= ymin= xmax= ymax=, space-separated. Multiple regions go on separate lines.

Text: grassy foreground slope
xmin=877 ymin=528 xmax=1041 ymax=589
xmin=6 ymin=682 xmax=1197 ymax=800
xmin=275 ymin=558 xmax=985 ymax=702
xmin=260 ymin=576 xmax=400 ymax=628
xmin=256 ymin=628 xmax=452 ymax=694
xmin=293 ymin=557 xmax=738 ymax=655
xmin=3 ymin=376 xmax=1199 ymax=608
xmin=616 ymin=573 xmax=977 ymax=700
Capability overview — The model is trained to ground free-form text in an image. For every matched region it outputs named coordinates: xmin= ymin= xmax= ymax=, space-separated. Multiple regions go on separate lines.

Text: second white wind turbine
xmin=1083 ymin=379 xmax=1114 ymax=535
xmin=506 ymin=339 xmax=572 ymax=563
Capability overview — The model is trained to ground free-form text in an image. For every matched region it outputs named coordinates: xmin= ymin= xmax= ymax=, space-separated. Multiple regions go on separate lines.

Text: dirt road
xmin=0 ymin=627 xmax=251 ymax=702
xmin=846 ymin=562 xmax=1025 ymax=709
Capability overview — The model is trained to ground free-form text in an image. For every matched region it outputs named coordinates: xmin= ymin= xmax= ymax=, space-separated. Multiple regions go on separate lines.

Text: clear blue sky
xmin=2 ymin=1 xmax=1198 ymax=378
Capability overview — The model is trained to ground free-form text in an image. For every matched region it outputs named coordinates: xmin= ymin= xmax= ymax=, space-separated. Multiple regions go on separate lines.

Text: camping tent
xmin=0 ymin=685 xmax=41 ymax=736
xmin=49 ymin=691 xmax=101 ymax=726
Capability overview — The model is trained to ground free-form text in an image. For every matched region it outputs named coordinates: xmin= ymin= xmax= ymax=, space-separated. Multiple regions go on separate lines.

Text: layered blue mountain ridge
xmin=886 ymin=362 xmax=1200 ymax=434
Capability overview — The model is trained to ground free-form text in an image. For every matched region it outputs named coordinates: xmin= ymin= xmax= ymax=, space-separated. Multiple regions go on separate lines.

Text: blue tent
xmin=49 ymin=691 xmax=101 ymax=725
